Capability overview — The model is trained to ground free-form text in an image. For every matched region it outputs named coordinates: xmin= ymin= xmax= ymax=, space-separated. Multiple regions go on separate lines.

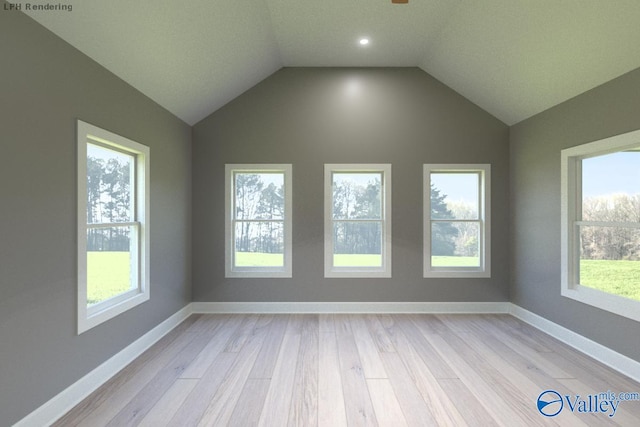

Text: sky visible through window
xmin=431 ymin=172 xmax=478 ymax=205
xmin=582 ymin=151 xmax=640 ymax=198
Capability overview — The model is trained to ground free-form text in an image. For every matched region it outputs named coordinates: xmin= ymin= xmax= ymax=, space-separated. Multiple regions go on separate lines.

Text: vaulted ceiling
xmin=22 ymin=0 xmax=640 ymax=125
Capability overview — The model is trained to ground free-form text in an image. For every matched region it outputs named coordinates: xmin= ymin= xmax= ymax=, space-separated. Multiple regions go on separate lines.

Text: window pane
xmin=87 ymin=226 xmax=136 ymax=306
xmin=578 ymin=150 xmax=640 ymax=301
xmin=582 ymin=151 xmax=640 ymax=216
xmin=579 ymin=225 xmax=640 ymax=301
xmin=431 ymin=222 xmax=480 ymax=267
xmin=333 ymin=221 xmax=382 ymax=267
xmin=582 ymin=151 xmax=640 ymax=222
xmin=87 ymin=143 xmax=134 ymax=224
xmin=332 ymin=172 xmax=382 ymax=220
xmin=235 ymin=173 xmax=285 ymax=220
xmin=430 ymin=173 xmax=479 ymax=220
xmin=234 ymin=221 xmax=284 ymax=267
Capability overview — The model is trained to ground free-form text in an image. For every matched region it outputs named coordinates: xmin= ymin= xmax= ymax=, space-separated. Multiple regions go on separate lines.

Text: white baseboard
xmin=509 ymin=304 xmax=640 ymax=383
xmin=191 ymin=301 xmax=512 ymax=314
xmin=17 ymin=301 xmax=640 ymax=426
xmin=14 ymin=304 xmax=193 ymax=427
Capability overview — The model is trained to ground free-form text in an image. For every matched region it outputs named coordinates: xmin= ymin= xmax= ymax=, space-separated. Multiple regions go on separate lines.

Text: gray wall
xmin=0 ymin=9 xmax=192 ymax=426
xmin=510 ymin=68 xmax=640 ymax=362
xmin=192 ymin=68 xmax=510 ymax=303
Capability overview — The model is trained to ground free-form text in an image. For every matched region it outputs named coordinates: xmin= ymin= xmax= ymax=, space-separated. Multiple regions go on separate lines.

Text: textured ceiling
xmin=20 ymin=0 xmax=640 ymax=125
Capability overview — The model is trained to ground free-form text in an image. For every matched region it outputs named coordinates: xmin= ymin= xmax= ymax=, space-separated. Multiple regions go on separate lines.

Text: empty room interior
xmin=3 ymin=1 xmax=640 ymax=425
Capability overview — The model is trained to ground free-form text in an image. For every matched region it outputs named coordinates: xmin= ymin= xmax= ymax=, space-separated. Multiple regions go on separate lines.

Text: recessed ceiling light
xmin=359 ymin=38 xmax=370 ymax=46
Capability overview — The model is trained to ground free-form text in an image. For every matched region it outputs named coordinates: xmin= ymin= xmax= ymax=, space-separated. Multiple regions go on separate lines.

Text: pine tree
xmin=430 ymin=184 xmax=458 ymax=256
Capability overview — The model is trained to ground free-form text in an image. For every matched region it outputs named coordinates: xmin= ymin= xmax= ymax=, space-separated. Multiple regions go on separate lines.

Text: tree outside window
xmin=424 ymin=164 xmax=490 ymax=278
xmin=325 ymin=164 xmax=392 ymax=278
xmin=225 ymin=165 xmax=292 ymax=278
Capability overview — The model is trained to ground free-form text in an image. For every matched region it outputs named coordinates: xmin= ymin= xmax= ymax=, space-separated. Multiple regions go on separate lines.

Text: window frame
xmin=77 ymin=120 xmax=150 ymax=334
xmin=561 ymin=129 xmax=640 ymax=322
xmin=225 ymin=164 xmax=293 ymax=278
xmin=423 ymin=164 xmax=491 ymax=278
xmin=324 ymin=164 xmax=392 ymax=278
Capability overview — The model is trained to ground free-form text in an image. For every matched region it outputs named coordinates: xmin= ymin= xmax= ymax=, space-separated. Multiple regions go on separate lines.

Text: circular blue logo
xmin=537 ymin=390 xmax=563 ymax=417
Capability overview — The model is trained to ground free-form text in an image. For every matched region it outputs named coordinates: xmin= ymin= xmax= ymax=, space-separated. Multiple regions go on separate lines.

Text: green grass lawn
xmin=580 ymin=259 xmax=640 ymax=301
xmin=87 ymin=251 xmax=132 ymax=305
xmin=432 ymin=256 xmax=480 ymax=267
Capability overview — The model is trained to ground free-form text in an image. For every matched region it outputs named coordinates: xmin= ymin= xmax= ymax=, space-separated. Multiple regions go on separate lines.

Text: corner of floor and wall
xmin=3 ymin=5 xmax=640 ymax=427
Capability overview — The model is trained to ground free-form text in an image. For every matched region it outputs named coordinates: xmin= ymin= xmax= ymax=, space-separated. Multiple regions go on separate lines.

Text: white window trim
xmin=561 ymin=129 xmax=640 ymax=323
xmin=423 ymin=164 xmax=491 ymax=278
xmin=77 ymin=120 xmax=150 ymax=334
xmin=225 ymin=164 xmax=293 ymax=278
xmin=324 ymin=164 xmax=392 ymax=278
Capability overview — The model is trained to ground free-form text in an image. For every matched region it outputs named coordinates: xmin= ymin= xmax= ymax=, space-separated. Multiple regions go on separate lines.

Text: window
xmin=324 ymin=164 xmax=392 ymax=278
xmin=424 ymin=164 xmax=490 ymax=278
xmin=225 ymin=165 xmax=292 ymax=278
xmin=561 ymin=130 xmax=640 ymax=322
xmin=77 ymin=120 xmax=150 ymax=334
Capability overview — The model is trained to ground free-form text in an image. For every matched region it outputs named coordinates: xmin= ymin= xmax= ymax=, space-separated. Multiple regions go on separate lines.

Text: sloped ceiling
xmin=19 ymin=0 xmax=640 ymax=125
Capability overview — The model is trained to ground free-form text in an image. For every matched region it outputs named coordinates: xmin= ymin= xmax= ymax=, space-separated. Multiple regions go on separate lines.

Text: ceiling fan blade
xmin=392 ymin=0 xmax=409 ymax=3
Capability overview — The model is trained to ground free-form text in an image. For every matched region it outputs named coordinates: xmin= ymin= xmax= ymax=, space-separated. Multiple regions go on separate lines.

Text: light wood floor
xmin=54 ymin=314 xmax=640 ymax=426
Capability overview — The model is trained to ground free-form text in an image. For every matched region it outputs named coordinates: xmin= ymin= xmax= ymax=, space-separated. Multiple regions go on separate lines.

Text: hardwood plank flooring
xmin=258 ymin=314 xmax=302 ymax=426
xmin=333 ymin=314 xmax=379 ymax=426
xmin=318 ymin=328 xmax=348 ymax=427
xmin=288 ymin=315 xmax=319 ymax=426
xmin=54 ymin=314 xmax=640 ymax=426
xmin=137 ymin=379 xmax=197 ymax=427
xmin=367 ymin=379 xmax=408 ymax=427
